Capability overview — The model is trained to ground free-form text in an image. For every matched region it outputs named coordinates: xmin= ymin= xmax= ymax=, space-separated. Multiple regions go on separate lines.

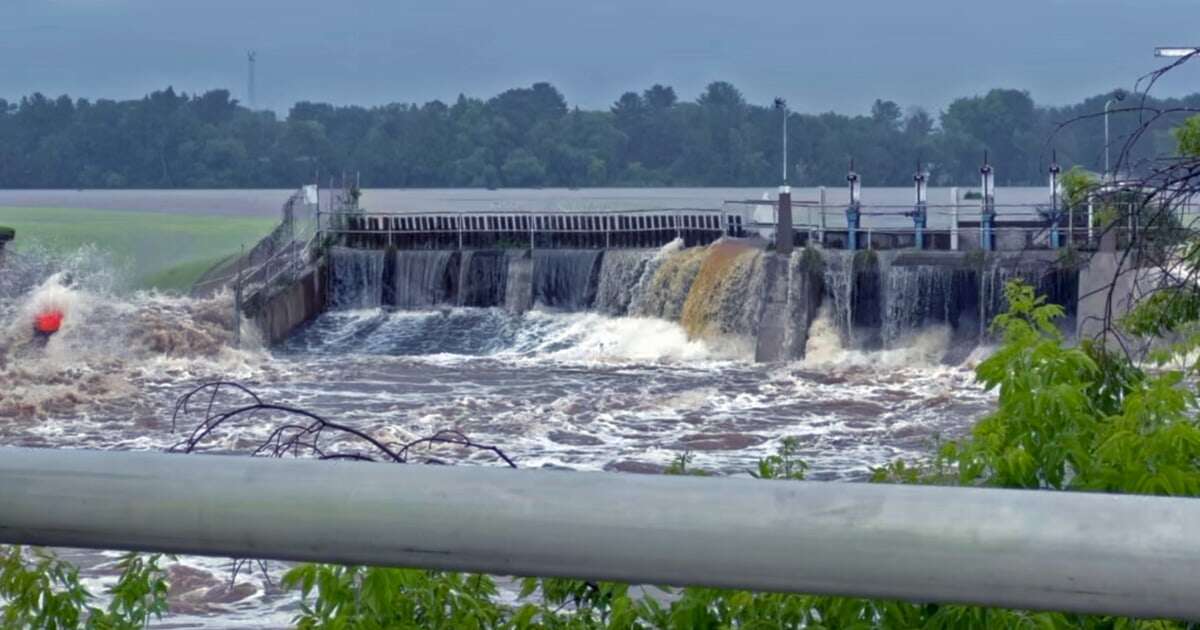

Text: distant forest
xmin=1 ymin=81 xmax=1197 ymax=189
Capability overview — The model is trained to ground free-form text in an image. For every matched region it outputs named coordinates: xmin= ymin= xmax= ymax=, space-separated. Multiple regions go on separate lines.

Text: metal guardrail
xmin=320 ymin=209 xmax=743 ymax=249
xmin=191 ymin=188 xmax=321 ymax=297
xmin=1 ymin=447 xmax=1198 ymax=619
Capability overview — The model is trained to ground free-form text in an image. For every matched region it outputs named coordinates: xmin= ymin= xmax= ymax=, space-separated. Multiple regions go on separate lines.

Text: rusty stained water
xmin=679 ymin=241 xmax=765 ymax=342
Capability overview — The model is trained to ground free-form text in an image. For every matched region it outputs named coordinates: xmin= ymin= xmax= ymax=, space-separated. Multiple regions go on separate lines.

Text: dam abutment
xmin=246 ymin=262 xmax=330 ymax=345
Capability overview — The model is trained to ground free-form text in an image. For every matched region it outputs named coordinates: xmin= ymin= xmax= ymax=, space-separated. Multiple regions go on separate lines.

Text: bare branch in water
xmin=167 ymin=380 xmax=518 ymax=590
xmin=169 ymin=381 xmax=517 ymax=468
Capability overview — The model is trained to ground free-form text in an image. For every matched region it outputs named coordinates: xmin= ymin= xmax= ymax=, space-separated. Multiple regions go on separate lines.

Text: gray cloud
xmin=3 ymin=0 xmax=1199 ymax=114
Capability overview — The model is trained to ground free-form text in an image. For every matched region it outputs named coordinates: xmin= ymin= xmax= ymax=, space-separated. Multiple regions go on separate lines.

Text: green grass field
xmin=0 ymin=207 xmax=275 ymax=292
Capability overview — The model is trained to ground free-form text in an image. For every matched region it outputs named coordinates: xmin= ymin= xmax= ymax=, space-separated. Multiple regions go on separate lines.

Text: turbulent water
xmin=392 ymin=250 xmax=457 ymax=308
xmin=532 ymin=250 xmax=603 ymax=310
xmin=0 ymin=244 xmax=1003 ymax=628
xmin=329 ymin=247 xmax=385 ymax=309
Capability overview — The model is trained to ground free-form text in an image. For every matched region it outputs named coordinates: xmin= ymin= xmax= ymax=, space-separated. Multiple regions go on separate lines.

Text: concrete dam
xmin=232 ymin=183 xmax=1085 ymax=362
xmin=317 ymin=243 xmax=1076 ymax=362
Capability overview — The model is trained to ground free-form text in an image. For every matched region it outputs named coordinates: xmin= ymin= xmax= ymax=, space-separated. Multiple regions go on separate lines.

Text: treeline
xmin=1 ymin=81 xmax=1198 ymax=189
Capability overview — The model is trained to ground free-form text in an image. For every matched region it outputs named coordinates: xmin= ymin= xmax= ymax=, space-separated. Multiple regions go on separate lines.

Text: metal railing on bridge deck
xmin=736 ymin=193 xmax=1200 ymax=252
xmin=318 ymin=208 xmax=746 ymax=250
xmin=2 ymin=446 xmax=1199 ymax=620
xmin=317 ymin=194 xmax=1200 ymax=254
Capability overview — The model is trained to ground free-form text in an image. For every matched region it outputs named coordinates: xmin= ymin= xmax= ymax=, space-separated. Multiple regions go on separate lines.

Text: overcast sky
xmin=5 ymin=0 xmax=1200 ymax=115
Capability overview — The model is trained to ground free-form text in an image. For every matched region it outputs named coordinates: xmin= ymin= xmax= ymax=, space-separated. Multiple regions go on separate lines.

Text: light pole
xmin=773 ymin=97 xmax=793 ymax=254
xmin=1105 ymin=90 xmax=1126 ymax=182
xmin=1152 ymin=47 xmax=1199 ymax=226
xmin=774 ymin=98 xmax=788 ymax=185
xmin=1154 ymin=47 xmax=1200 ymax=58
xmin=846 ymin=160 xmax=861 ymax=251
xmin=1049 ymin=153 xmax=1063 ymax=249
xmin=911 ymin=161 xmax=928 ymax=250
xmin=980 ymin=153 xmax=995 ymax=251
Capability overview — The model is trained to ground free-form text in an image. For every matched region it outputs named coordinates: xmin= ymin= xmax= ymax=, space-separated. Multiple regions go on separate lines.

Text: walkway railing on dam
xmin=193 ymin=187 xmax=322 ymax=297
xmin=2 ymin=446 xmax=1198 ymax=619
xmin=320 ymin=209 xmax=746 ymax=250
xmin=317 ymin=197 xmax=1199 ymax=252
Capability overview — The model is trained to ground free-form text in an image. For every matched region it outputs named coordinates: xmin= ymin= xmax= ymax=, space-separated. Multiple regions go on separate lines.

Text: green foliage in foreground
xmin=0 ymin=547 xmax=169 ymax=629
xmin=0 ymin=206 xmax=273 ymax=291
xmin=1175 ymin=114 xmax=1200 ymax=159
xmin=4 ymin=281 xmax=1200 ymax=628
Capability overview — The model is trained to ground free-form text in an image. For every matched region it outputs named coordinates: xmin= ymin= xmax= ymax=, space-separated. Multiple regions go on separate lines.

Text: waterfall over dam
xmin=314 ymin=243 xmax=1078 ymax=361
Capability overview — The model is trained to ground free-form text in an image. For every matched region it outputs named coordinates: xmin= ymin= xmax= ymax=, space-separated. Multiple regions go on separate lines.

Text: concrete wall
xmin=1075 ymin=251 xmax=1146 ymax=346
xmin=505 ymin=251 xmax=533 ymax=314
xmin=753 ymin=247 xmax=1080 ymax=361
xmin=755 ymin=249 xmax=823 ymax=362
xmin=247 ymin=262 xmax=328 ymax=345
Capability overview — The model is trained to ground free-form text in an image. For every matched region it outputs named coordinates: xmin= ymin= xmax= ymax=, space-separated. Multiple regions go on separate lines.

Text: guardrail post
xmin=950 ymin=187 xmax=960 ymax=251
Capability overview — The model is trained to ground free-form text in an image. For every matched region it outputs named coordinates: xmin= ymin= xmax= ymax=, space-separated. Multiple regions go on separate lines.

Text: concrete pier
xmin=243 ymin=263 xmax=329 ymax=345
xmin=504 ymin=251 xmax=534 ymax=314
xmin=755 ymin=250 xmax=822 ymax=362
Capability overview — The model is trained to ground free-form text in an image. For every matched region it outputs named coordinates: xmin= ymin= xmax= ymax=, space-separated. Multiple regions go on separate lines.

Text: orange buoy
xmin=34 ymin=309 xmax=64 ymax=335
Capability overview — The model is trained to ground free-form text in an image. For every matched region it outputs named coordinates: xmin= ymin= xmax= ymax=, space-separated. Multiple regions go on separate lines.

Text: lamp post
xmin=774 ymin=98 xmax=788 ymax=185
xmin=1154 ymin=47 xmax=1200 ymax=58
xmin=980 ymin=153 xmax=995 ymax=251
xmin=1152 ymin=47 xmax=1199 ymax=229
xmin=911 ymin=162 xmax=928 ymax=250
xmin=846 ymin=160 xmax=861 ymax=251
xmin=774 ymin=98 xmax=793 ymax=254
xmin=1105 ymin=90 xmax=1126 ymax=182
xmin=1049 ymin=154 xmax=1063 ymax=249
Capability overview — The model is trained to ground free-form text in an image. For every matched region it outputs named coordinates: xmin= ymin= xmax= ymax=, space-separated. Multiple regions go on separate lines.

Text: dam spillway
xmin=234 ymin=199 xmax=1085 ymax=359
xmin=314 ymin=243 xmax=1078 ymax=362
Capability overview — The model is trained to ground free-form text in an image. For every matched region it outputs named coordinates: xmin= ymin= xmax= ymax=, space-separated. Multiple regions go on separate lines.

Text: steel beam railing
xmin=2 ymin=447 xmax=1199 ymax=619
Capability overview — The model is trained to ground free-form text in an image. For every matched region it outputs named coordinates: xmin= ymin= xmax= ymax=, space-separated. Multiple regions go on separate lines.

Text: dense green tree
xmin=1 ymin=82 xmax=1198 ymax=189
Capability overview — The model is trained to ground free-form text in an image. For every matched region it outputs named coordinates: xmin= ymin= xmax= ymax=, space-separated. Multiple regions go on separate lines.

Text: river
xmin=0 ymin=188 xmax=1002 ymax=627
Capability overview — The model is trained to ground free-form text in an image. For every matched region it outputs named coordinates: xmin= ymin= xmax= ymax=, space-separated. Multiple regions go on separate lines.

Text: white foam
xmin=514 ymin=310 xmax=739 ymax=363
xmin=801 ymin=304 xmax=957 ymax=369
xmin=0 ymin=252 xmax=254 ymax=421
